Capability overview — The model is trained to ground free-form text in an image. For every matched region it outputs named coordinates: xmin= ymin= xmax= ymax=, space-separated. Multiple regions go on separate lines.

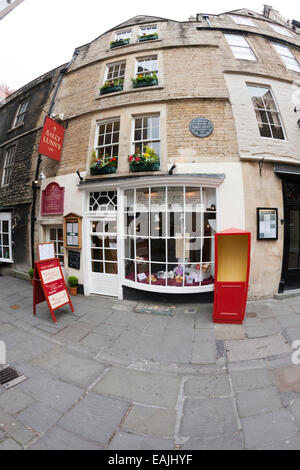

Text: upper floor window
xmin=272 ymin=43 xmax=300 ymax=72
xmin=96 ymin=119 xmax=120 ymax=161
xmin=269 ymin=23 xmax=293 ymax=37
xmin=106 ymin=61 xmax=126 ymax=81
xmin=140 ymin=25 xmax=157 ymax=36
xmin=0 ymin=213 xmax=12 ymax=262
xmin=13 ymin=100 xmax=29 ymax=127
xmin=224 ymin=34 xmax=256 ymax=61
xmin=115 ymin=30 xmax=131 ymax=41
xmin=2 ymin=145 xmax=16 ymax=186
xmin=230 ymin=15 xmax=257 ymax=27
xmin=136 ymin=56 xmax=158 ymax=78
xmin=133 ymin=115 xmax=160 ymax=156
xmin=247 ymin=85 xmax=285 ymax=140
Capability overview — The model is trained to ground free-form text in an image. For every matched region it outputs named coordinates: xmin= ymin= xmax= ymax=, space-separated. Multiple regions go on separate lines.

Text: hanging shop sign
xmin=189 ymin=117 xmax=214 ymax=138
xmin=33 ymin=256 xmax=74 ymax=324
xmin=257 ymin=208 xmax=278 ymax=240
xmin=41 ymin=182 xmax=65 ymax=215
xmin=38 ymin=116 xmax=65 ymax=161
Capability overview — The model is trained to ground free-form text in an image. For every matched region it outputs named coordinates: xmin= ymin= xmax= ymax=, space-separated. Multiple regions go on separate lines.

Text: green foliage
xmin=28 ymin=268 xmax=34 ymax=279
xmin=131 ymin=71 xmax=157 ymax=85
xmin=68 ymin=276 xmax=78 ymax=287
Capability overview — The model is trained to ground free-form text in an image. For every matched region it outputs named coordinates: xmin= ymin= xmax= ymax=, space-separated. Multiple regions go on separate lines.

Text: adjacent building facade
xmin=1 ymin=7 xmax=300 ymax=300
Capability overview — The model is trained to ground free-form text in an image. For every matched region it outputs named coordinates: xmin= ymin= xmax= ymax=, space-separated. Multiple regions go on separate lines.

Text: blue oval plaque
xmin=189 ymin=117 xmax=214 ymax=138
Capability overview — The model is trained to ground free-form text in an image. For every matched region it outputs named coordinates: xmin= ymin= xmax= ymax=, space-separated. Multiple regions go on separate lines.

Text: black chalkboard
xmin=68 ymin=250 xmax=80 ymax=270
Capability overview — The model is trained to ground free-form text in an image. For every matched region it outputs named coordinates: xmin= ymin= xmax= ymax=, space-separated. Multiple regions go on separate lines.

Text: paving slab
xmin=271 ymin=365 xmax=300 ymax=393
xmin=55 ymin=321 xmax=94 ymax=343
xmin=28 ymin=425 xmax=103 ymax=450
xmin=229 ymin=368 xmax=272 ymax=392
xmin=225 ymin=335 xmax=291 ymax=362
xmin=17 ymin=401 xmax=62 ymax=434
xmin=0 ymin=389 xmax=34 ymax=415
xmin=58 ymin=391 xmax=129 ymax=445
xmin=215 ymin=324 xmax=245 ymax=340
xmin=182 ymin=432 xmax=243 ymax=450
xmin=241 ymin=409 xmax=298 ymax=448
xmin=92 ymin=366 xmax=181 ymax=408
xmin=184 ymin=374 xmax=231 ymax=398
xmin=180 ymin=398 xmax=239 ymax=438
xmin=190 ymin=341 xmax=216 ymax=365
xmin=121 ymin=405 xmax=176 ymax=437
xmin=31 ymin=347 xmax=106 ymax=388
xmin=108 ymin=431 xmax=174 ymax=450
xmin=236 ymin=386 xmax=282 ymax=417
xmin=0 ymin=438 xmax=23 ymax=450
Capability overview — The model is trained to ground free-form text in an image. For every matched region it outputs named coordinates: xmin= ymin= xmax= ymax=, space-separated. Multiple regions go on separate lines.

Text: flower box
xmin=133 ymin=79 xmax=158 ymax=89
xmin=100 ymin=85 xmax=123 ymax=95
xmin=110 ymin=39 xmax=130 ymax=48
xmin=90 ymin=166 xmax=117 ymax=175
xmin=129 ymin=163 xmax=160 ymax=172
xmin=138 ymin=34 xmax=158 ymax=42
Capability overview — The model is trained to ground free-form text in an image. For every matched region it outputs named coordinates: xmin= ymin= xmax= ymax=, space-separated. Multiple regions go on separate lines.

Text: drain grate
xmin=0 ymin=365 xmax=28 ymax=390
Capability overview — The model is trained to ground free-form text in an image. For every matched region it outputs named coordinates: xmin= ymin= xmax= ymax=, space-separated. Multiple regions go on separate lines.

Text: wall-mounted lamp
xmin=76 ymin=169 xmax=83 ymax=182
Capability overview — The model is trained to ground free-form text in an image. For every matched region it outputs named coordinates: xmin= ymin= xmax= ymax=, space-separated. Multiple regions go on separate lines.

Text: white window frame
xmin=2 ymin=145 xmax=15 ymax=186
xmin=135 ymin=56 xmax=158 ymax=78
xmin=269 ymin=23 xmax=293 ymax=38
xmin=114 ymin=30 xmax=131 ymax=41
xmin=0 ymin=212 xmax=12 ymax=263
xmin=13 ymin=100 xmax=29 ymax=128
xmin=139 ymin=25 xmax=157 ymax=36
xmin=272 ymin=43 xmax=300 ymax=72
xmin=247 ymin=85 xmax=286 ymax=140
xmin=131 ymin=114 xmax=160 ymax=156
xmin=230 ymin=15 xmax=257 ymax=27
xmin=94 ymin=118 xmax=120 ymax=162
xmin=224 ymin=34 xmax=257 ymax=61
xmin=105 ymin=61 xmax=126 ymax=82
xmin=47 ymin=225 xmax=64 ymax=265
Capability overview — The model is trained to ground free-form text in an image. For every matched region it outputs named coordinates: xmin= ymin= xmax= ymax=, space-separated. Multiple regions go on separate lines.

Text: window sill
xmin=96 ymin=85 xmax=164 ymax=100
xmin=106 ymin=38 xmax=162 ymax=53
xmin=0 ymin=258 xmax=13 ymax=264
xmin=7 ymin=123 xmax=24 ymax=134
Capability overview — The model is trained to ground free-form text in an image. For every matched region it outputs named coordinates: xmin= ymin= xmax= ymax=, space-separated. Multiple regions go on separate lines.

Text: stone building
xmin=0 ymin=67 xmax=61 ymax=272
xmin=7 ymin=7 xmax=300 ymax=300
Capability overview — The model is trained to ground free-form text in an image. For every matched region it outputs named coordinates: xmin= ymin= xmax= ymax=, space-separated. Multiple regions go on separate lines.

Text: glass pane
xmin=185 ymin=187 xmax=201 ymax=210
xmin=267 ymin=112 xmax=281 ymax=126
xmin=92 ymin=261 xmax=103 ymax=273
xmin=104 ymin=248 xmax=117 ymax=262
xmin=167 ymin=264 xmax=184 ymax=287
xmin=104 ymin=220 xmax=117 ymax=233
xmin=150 ymin=187 xmax=166 ymax=211
xmin=285 ymin=182 xmax=300 ymax=202
xmin=202 ymin=237 xmax=213 ymax=262
xmin=125 ymin=189 xmax=134 ymax=211
xmin=125 ymin=213 xmax=135 ymax=236
xmin=125 ymin=260 xmax=135 ymax=282
xmin=185 ymin=212 xmax=201 ymax=237
xmin=2 ymin=221 xmax=9 ymax=233
xmin=151 ymin=239 xmax=166 ymax=262
xmin=136 ymin=188 xmax=149 ymax=211
xmin=168 ymin=212 xmax=184 ymax=237
xmin=135 ymin=212 xmax=149 ymax=237
xmin=92 ymin=221 xmax=103 ymax=233
xmin=271 ymin=125 xmax=284 ymax=140
xmin=137 ymin=262 xmax=149 ymax=284
xmin=2 ymin=247 xmax=10 ymax=259
xmin=167 ymin=187 xmax=184 ymax=211
xmin=49 ymin=228 xmax=56 ymax=240
xmin=258 ymin=123 xmax=272 ymax=138
xmin=125 ymin=238 xmax=135 ymax=259
xmin=136 ymin=238 xmax=149 ymax=260
xmin=188 ymin=238 xmax=201 ymax=262
xmin=150 ymin=212 xmax=166 ymax=237
xmin=200 ymin=263 xmax=215 ymax=285
xmin=255 ymin=110 xmax=268 ymax=123
xmin=105 ymin=262 xmax=118 ymax=274
xmin=91 ymin=235 xmax=103 ymax=248
xmin=91 ymin=248 xmax=103 ymax=261
xmin=204 ymin=212 xmax=216 ymax=236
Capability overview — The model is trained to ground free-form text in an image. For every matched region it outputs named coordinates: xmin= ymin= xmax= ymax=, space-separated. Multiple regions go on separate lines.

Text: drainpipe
xmin=30 ymin=49 xmax=80 ymax=267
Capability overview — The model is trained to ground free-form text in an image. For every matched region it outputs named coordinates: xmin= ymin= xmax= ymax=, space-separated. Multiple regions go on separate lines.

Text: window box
xmin=100 ymin=84 xmax=123 ymax=95
xmin=110 ymin=38 xmax=130 ymax=48
xmin=138 ymin=33 xmax=158 ymax=42
xmin=90 ymin=166 xmax=117 ymax=175
xmin=129 ymin=162 xmax=159 ymax=172
xmin=133 ymin=79 xmax=158 ymax=88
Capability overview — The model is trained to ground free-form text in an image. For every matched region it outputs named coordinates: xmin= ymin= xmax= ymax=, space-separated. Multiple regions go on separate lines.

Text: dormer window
xmin=110 ymin=30 xmax=131 ymax=48
xmin=230 ymin=15 xmax=257 ymax=27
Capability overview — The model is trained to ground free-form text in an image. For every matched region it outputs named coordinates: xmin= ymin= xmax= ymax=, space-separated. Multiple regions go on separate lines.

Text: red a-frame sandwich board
xmin=33 ymin=258 xmax=74 ymax=324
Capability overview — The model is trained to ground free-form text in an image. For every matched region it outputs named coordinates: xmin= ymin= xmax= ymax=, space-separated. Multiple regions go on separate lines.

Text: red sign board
xmin=41 ymin=182 xmax=64 ymax=215
xmin=33 ymin=258 xmax=74 ymax=323
xmin=38 ymin=116 xmax=65 ymax=161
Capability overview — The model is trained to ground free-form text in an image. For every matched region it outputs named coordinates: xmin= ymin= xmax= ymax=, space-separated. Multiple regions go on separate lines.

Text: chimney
xmin=263 ymin=5 xmax=288 ymax=25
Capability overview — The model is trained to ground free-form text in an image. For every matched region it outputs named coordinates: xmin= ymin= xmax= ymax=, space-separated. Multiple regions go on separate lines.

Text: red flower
xmin=129 ymin=156 xmax=134 ymax=162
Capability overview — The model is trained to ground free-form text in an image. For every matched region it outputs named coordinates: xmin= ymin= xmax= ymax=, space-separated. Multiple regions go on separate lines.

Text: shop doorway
xmin=88 ymin=217 xmax=118 ymax=296
xmin=282 ymin=180 xmax=300 ymax=290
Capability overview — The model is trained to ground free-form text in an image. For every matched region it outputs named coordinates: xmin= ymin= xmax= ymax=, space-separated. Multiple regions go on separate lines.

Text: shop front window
xmin=124 ymin=186 xmax=216 ymax=289
xmin=48 ymin=226 xmax=64 ymax=265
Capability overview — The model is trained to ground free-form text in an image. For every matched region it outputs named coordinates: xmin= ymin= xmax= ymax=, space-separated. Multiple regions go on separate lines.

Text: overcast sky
xmin=1 ymin=0 xmax=300 ymax=91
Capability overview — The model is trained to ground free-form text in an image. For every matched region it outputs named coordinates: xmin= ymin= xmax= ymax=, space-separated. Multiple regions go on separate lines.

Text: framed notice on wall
xmin=63 ymin=213 xmax=82 ymax=249
xmin=257 ymin=208 xmax=278 ymax=240
xmin=37 ymin=242 xmax=55 ymax=261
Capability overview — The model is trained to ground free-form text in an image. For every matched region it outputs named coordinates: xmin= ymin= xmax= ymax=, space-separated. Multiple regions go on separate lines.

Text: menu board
xmin=33 ymin=258 xmax=74 ymax=323
xmin=37 ymin=242 xmax=55 ymax=261
xmin=257 ymin=208 xmax=278 ymax=240
xmin=68 ymin=250 xmax=80 ymax=270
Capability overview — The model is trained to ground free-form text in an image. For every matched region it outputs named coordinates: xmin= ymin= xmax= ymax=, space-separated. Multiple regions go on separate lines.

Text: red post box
xmin=213 ymin=228 xmax=251 ymax=324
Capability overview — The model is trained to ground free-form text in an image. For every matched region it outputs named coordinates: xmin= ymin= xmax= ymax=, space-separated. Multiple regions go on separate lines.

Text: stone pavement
xmin=0 ymin=276 xmax=300 ymax=449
